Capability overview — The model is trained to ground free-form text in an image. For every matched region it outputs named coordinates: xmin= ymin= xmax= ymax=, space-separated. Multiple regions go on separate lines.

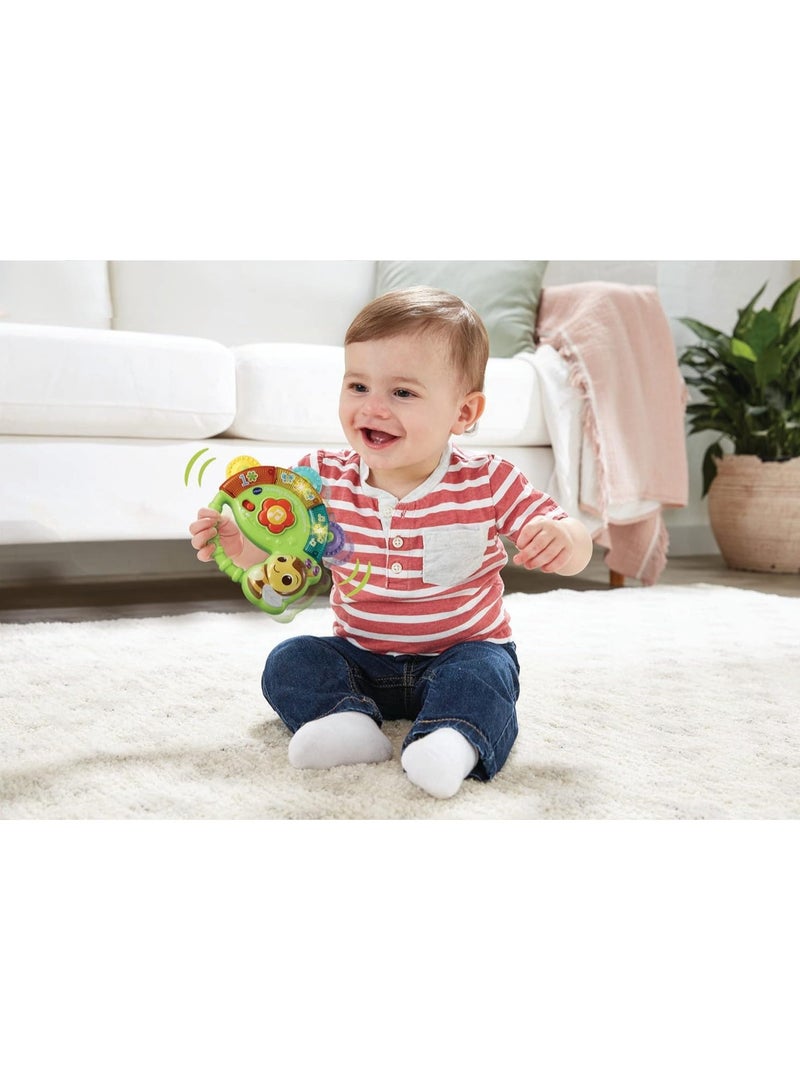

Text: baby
xmin=190 ymin=287 xmax=592 ymax=798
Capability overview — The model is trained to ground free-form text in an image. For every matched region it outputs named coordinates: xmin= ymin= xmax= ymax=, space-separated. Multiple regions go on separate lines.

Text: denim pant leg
xmin=261 ymin=636 xmax=384 ymax=733
xmin=404 ymin=642 xmax=521 ymax=782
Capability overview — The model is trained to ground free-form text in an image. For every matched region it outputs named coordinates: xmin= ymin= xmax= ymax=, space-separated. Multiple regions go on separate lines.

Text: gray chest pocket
xmin=422 ymin=526 xmax=488 ymax=587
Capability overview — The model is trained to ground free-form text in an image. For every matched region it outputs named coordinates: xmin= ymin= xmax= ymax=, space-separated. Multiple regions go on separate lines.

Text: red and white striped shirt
xmin=300 ymin=445 xmax=567 ymax=655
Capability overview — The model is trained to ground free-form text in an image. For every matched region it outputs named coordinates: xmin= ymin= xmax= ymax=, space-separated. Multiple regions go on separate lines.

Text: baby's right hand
xmin=189 ymin=507 xmax=244 ymax=563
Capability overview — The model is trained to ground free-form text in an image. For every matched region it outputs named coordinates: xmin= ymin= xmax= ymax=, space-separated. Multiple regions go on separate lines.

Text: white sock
xmin=401 ymin=728 xmax=479 ymax=799
xmin=288 ymin=711 xmax=392 ymax=769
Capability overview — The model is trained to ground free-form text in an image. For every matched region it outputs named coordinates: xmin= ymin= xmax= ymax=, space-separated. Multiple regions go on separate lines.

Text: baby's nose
xmin=359 ymin=393 xmax=391 ymax=418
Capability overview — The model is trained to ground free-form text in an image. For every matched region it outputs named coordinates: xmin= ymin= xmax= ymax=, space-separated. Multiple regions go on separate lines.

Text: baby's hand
xmin=513 ymin=516 xmax=592 ymax=576
xmin=189 ymin=507 xmax=244 ymax=563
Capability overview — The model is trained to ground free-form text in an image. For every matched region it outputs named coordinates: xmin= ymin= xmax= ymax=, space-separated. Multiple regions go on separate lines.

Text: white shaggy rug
xmin=2 ymin=585 xmax=799 ymax=819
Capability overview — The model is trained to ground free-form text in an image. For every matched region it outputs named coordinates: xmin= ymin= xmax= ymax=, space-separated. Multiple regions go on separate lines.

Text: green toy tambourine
xmin=208 ymin=463 xmax=331 ymax=615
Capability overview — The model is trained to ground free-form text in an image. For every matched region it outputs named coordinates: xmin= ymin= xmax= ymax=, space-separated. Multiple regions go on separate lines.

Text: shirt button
xmin=390 ymin=562 xmax=402 ymax=573
xmin=392 ymin=536 xmax=404 ymax=548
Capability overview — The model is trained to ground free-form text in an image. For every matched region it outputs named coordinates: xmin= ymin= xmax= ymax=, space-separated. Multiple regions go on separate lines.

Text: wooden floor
xmin=1 ymin=553 xmax=798 ymax=623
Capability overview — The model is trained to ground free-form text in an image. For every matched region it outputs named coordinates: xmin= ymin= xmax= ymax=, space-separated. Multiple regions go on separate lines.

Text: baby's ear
xmin=452 ymin=391 xmax=486 ymax=434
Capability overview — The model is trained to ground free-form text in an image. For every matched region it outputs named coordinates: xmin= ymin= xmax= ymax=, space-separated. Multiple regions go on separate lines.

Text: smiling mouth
xmin=361 ymin=428 xmax=399 ymax=448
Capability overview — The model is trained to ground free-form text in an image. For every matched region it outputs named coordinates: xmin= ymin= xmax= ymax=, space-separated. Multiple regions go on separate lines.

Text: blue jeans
xmin=261 ymin=637 xmax=521 ymax=782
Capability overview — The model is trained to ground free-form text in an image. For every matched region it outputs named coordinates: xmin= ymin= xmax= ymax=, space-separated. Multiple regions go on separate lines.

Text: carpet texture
xmin=2 ymin=586 xmax=798 ymax=819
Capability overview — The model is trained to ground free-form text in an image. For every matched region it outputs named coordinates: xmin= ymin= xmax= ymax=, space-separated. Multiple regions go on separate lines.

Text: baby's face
xmin=340 ymin=330 xmax=484 ymax=496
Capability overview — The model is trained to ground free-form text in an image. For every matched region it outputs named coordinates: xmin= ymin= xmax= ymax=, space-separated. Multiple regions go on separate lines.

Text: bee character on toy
xmin=206 ymin=459 xmax=338 ymax=615
xmin=247 ymin=553 xmax=315 ymax=608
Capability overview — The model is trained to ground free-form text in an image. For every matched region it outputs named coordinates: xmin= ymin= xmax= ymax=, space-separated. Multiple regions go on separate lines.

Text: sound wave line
xmin=336 ymin=559 xmax=372 ymax=599
xmin=184 ymin=447 xmax=217 ymax=487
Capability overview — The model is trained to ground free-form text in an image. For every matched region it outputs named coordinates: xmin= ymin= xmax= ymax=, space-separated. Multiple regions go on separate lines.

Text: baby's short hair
xmin=345 ymin=286 xmax=490 ymax=393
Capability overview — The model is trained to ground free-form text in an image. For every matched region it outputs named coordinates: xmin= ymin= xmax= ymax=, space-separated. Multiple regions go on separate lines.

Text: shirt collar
xmin=359 ymin=443 xmax=453 ymax=504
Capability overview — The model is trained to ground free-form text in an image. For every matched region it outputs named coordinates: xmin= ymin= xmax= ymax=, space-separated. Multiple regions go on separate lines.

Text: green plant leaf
xmin=782 ymin=322 xmax=800 ymax=363
xmin=754 ymin=345 xmax=783 ymax=387
xmin=747 ymin=310 xmax=781 ymax=355
xmin=764 ymin=387 xmax=786 ymax=411
xmin=731 ymin=337 xmax=757 ymax=362
xmin=686 ymin=414 xmax=721 ymax=434
xmin=678 ymin=317 xmax=728 ymax=343
xmin=734 ymin=282 xmax=767 ymax=337
xmin=701 ymin=441 xmax=724 ymax=496
xmin=770 ymin=277 xmax=800 ymax=335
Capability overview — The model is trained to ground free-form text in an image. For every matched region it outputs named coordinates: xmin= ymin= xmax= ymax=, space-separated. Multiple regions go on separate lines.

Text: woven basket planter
xmin=708 ymin=455 xmax=800 ymax=573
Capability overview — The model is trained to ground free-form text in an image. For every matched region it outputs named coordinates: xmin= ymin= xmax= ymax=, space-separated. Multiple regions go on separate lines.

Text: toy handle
xmin=207 ymin=493 xmax=247 ymax=585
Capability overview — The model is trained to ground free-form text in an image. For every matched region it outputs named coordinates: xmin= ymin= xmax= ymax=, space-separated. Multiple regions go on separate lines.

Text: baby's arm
xmin=512 ymin=515 xmax=593 ymax=576
xmin=189 ymin=507 xmax=268 ymax=568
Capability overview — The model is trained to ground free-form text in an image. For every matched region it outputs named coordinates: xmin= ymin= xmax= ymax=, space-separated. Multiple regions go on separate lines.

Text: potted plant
xmin=678 ymin=275 xmax=800 ymax=572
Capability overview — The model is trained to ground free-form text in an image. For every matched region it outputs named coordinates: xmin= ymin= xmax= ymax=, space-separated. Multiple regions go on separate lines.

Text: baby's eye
xmin=348 ymin=382 xmax=368 ymax=393
xmin=394 ymin=388 xmax=416 ymax=399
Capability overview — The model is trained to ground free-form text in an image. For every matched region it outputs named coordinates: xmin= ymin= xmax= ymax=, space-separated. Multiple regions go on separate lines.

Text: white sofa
xmin=0 ymin=260 xmax=675 ymax=585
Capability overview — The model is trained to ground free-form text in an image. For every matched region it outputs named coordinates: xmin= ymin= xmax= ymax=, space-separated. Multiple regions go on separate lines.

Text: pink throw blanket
xmin=535 ymin=282 xmax=689 ymax=584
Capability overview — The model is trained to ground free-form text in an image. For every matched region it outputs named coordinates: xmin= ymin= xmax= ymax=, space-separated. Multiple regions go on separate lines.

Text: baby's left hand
xmin=513 ymin=516 xmax=592 ymax=576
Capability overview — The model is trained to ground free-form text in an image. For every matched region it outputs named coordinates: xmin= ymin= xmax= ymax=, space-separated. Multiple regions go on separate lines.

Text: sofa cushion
xmin=0 ymin=261 xmax=112 ymax=329
xmin=375 ymin=261 xmax=548 ymax=358
xmin=227 ymin=343 xmax=349 ymax=443
xmin=110 ymin=261 xmax=378 ymax=347
xmin=0 ymin=323 xmax=235 ymax=439
xmin=225 ymin=343 xmax=549 ymax=446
